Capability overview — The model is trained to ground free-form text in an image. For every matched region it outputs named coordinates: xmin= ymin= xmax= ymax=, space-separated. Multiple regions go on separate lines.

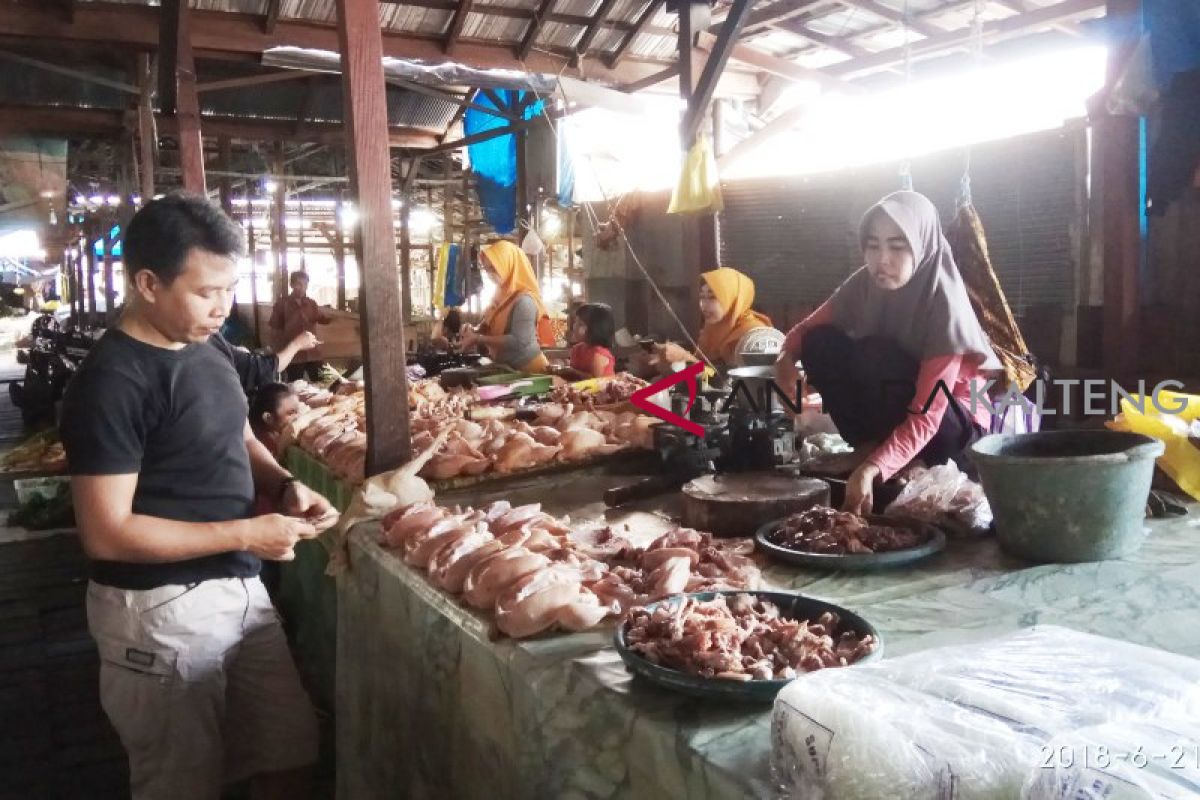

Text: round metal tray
xmin=755 ymin=514 xmax=946 ymax=571
xmin=613 ymin=590 xmax=882 ymax=703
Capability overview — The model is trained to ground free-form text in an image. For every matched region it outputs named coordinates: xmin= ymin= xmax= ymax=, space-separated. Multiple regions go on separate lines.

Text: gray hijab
xmin=830 ymin=191 xmax=1001 ymax=372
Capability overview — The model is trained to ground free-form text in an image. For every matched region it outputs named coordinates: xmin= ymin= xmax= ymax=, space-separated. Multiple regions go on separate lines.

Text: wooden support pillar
xmin=218 ymin=136 xmax=233 ymax=215
xmin=400 ymin=181 xmax=412 ymax=324
xmin=137 ymin=53 xmax=156 ymax=201
xmin=245 ymin=193 xmax=262 ymax=345
xmin=103 ymin=212 xmax=117 ymax=325
xmin=74 ymin=234 xmax=85 ymax=320
xmin=515 ymin=123 xmax=529 ymax=237
xmin=162 ymin=0 xmax=205 ymax=193
xmin=272 ymin=143 xmax=287 ymax=300
xmin=85 ymin=221 xmax=99 ymax=324
xmin=1098 ymin=0 xmax=1143 ymax=379
xmin=66 ymin=245 xmax=79 ymax=319
xmin=336 ymin=0 xmax=412 ymax=473
xmin=334 ymin=191 xmax=348 ymax=311
xmin=677 ymin=4 xmax=715 ymax=341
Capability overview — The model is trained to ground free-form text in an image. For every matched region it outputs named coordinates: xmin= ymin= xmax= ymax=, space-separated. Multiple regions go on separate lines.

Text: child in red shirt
xmin=568 ymin=303 xmax=617 ymax=378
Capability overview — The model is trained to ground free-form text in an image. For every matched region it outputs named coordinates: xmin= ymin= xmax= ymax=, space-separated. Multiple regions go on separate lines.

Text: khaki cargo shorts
xmin=86 ymin=576 xmax=319 ymax=799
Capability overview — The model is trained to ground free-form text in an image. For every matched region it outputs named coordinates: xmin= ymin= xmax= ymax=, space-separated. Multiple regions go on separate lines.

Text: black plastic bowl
xmin=755 ymin=514 xmax=946 ymax=571
xmin=614 ymin=590 xmax=882 ymax=703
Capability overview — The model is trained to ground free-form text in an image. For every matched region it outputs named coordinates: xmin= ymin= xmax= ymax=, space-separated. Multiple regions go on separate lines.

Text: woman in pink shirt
xmin=776 ymin=191 xmax=1001 ymax=515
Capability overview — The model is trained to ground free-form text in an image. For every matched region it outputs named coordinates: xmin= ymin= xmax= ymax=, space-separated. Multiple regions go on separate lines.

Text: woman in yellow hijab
xmin=458 ymin=240 xmax=555 ymax=373
xmin=658 ymin=267 xmax=777 ymax=370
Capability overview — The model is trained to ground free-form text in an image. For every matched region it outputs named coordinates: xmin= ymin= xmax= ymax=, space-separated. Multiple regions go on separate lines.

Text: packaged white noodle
xmin=771 ymin=627 xmax=1200 ymax=800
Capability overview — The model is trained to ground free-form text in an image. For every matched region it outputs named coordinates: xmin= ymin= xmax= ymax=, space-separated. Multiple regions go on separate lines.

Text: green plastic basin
xmin=969 ymin=431 xmax=1164 ymax=563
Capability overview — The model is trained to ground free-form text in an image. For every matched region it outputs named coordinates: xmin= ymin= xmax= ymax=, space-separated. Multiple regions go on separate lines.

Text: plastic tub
xmin=14 ymin=476 xmax=70 ymax=504
xmin=969 ymin=431 xmax=1164 ymax=563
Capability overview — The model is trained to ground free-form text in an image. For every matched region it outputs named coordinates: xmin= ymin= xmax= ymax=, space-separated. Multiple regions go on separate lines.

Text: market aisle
xmin=0 ymin=344 xmax=130 ymax=798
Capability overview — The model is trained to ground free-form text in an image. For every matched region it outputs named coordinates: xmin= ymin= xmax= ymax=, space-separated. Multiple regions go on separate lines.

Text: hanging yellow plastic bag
xmin=1107 ymin=390 xmax=1200 ymax=500
xmin=668 ymin=135 xmax=724 ymax=215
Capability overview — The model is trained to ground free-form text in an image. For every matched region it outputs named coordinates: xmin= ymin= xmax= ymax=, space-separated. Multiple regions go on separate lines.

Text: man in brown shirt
xmin=269 ymin=271 xmax=331 ymax=381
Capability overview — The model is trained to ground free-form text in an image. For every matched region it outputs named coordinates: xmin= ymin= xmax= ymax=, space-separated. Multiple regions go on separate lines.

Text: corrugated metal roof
xmin=66 ymin=0 xmax=1105 ymax=90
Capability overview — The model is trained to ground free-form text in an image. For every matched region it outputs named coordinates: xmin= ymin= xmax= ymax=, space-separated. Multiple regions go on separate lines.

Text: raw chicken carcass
xmin=647 ymin=556 xmax=693 ymax=598
xmin=381 ymin=502 xmax=445 ymax=549
xmin=422 ymin=453 xmax=490 ymax=480
xmin=462 ymin=547 xmax=550 ymax=610
xmin=559 ymin=428 xmax=623 ymax=461
xmin=329 ymin=428 xmax=451 ymax=575
xmin=428 ymin=524 xmax=498 ymax=593
xmin=492 ymin=433 xmax=562 ymax=474
xmin=494 ymin=568 xmax=583 ymax=638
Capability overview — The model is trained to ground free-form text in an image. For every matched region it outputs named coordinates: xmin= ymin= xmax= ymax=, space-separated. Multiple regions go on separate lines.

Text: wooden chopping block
xmin=681 ymin=473 xmax=830 ymax=537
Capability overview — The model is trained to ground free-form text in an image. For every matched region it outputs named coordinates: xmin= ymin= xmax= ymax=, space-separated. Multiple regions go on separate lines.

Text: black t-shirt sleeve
xmin=209 ymin=334 xmax=279 ymax=395
xmin=60 ymin=366 xmax=149 ymax=475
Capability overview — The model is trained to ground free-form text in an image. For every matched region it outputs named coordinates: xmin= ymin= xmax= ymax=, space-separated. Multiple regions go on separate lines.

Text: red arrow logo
xmin=630 ymin=361 xmax=706 ymax=437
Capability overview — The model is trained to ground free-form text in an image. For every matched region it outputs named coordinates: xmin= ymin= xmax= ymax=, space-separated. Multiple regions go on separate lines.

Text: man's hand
xmin=291 ymin=331 xmax=320 ymax=351
xmin=279 ymin=481 xmax=339 ymax=532
xmin=843 ymin=462 xmax=880 ymax=516
xmin=458 ymin=324 xmax=479 ymax=348
xmin=244 ymin=514 xmax=319 ymax=561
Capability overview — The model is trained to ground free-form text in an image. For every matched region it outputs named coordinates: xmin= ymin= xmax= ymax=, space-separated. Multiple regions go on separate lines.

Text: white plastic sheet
xmin=771 ymin=627 xmax=1200 ymax=800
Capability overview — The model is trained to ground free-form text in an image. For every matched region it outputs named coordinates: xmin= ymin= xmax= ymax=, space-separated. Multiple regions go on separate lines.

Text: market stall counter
xmin=335 ymin=476 xmax=1200 ymax=799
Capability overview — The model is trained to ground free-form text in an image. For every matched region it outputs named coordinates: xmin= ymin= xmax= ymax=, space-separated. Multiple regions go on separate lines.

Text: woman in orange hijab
xmin=458 ymin=240 xmax=556 ymax=373
xmin=658 ymin=267 xmax=778 ymax=370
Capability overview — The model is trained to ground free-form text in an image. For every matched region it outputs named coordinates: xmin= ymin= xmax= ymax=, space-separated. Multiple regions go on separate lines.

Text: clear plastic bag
xmin=771 ymin=627 xmax=1200 ymax=800
xmin=885 ymin=462 xmax=993 ymax=535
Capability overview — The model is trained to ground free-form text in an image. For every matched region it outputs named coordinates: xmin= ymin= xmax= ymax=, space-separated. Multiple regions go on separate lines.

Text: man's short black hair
xmin=289 ymin=271 xmax=310 ymax=287
xmin=122 ymin=193 xmax=245 ymax=285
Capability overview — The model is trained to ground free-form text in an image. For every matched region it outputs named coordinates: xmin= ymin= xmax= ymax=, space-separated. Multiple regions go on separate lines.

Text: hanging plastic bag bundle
xmin=667 ymin=135 xmax=724 ymax=215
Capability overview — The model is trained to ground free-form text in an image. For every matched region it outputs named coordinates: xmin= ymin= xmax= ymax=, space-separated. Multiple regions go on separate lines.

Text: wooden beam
xmin=773 ymin=22 xmax=872 ymax=59
xmin=444 ymin=0 xmax=475 ymax=55
xmin=826 ymin=0 xmax=1107 ymax=77
xmin=421 ymin=118 xmax=538 ymax=154
xmin=695 ymin=31 xmax=856 ymax=92
xmin=294 ymin=76 xmax=320 ymax=137
xmin=136 ymin=53 xmax=156 ymax=200
xmin=685 ymin=0 xmax=755 ymax=144
xmin=620 ymin=62 xmax=680 ymax=92
xmin=0 ymin=104 xmax=442 ymax=147
xmin=736 ymin=0 xmax=843 ymax=36
xmin=440 ymin=89 xmax=472 ymax=143
xmin=263 ymin=0 xmax=282 ymax=34
xmin=336 ymin=0 xmax=413 ymax=473
xmin=519 ymin=0 xmax=556 ymax=60
xmin=157 ymin=4 xmax=179 ymax=115
xmin=0 ymin=48 xmax=139 ymax=94
xmin=197 ymin=70 xmax=319 ymax=93
xmin=218 ymin=136 xmax=234 ymax=214
xmin=163 ymin=0 xmax=206 ymax=193
xmin=572 ymin=0 xmax=621 ymax=66
xmin=0 ymin=3 xmax=687 ymax=89
xmin=718 ymin=102 xmax=808 ymax=169
xmin=479 ymin=88 xmax=508 ymax=114
xmin=838 ymin=0 xmax=944 ymax=38
xmin=605 ymin=0 xmax=663 ymax=68
xmin=386 ymin=77 xmax=519 ymax=121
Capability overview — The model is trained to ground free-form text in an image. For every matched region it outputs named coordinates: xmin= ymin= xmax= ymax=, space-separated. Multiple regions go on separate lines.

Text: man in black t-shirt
xmin=60 ymin=194 xmax=336 ymax=799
